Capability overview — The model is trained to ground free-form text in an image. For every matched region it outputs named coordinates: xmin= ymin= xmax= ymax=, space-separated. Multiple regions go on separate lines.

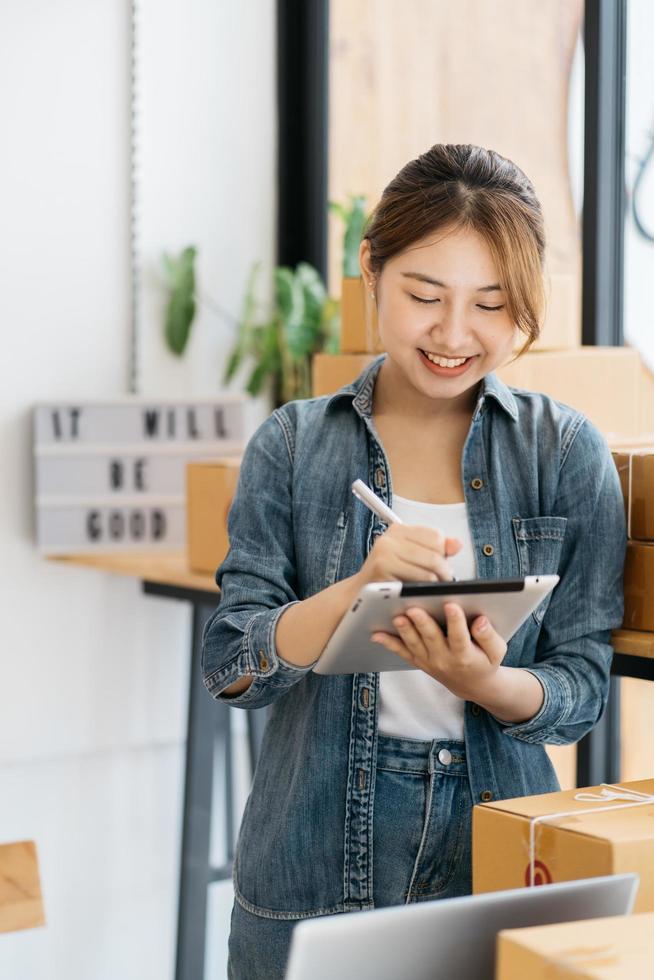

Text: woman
xmin=202 ymin=144 xmax=626 ymax=979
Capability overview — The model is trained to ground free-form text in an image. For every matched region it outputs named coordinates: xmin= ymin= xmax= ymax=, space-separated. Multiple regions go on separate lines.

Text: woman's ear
xmin=359 ymin=239 xmax=373 ymax=283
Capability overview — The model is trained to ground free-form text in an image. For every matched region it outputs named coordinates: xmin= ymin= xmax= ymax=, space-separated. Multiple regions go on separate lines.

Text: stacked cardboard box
xmin=496 ymin=912 xmax=654 ymax=979
xmin=312 ymin=347 xmax=642 ymax=440
xmin=0 ymin=841 xmax=45 ymax=934
xmin=473 ymin=777 xmax=654 ymax=912
xmin=611 ymin=443 xmax=654 ymax=631
xmin=186 ymin=458 xmax=242 ymax=574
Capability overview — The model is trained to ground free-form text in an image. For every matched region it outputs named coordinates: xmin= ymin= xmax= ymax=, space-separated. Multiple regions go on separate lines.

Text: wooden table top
xmin=47 ymin=554 xmax=654 ymax=660
xmin=48 ymin=552 xmax=218 ymax=594
xmin=610 ymin=628 xmax=654 ymax=660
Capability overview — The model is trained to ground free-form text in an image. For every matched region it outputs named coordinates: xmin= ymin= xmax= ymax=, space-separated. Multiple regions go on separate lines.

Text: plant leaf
xmin=222 ymin=262 xmax=262 ymax=384
xmin=275 ymin=267 xmax=308 ymax=360
xmin=164 ymin=246 xmax=197 ymax=356
xmin=343 ymin=195 xmax=368 ymax=277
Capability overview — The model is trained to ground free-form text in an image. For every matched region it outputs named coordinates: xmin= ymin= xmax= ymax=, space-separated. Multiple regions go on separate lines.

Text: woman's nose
xmin=428 ymin=304 xmax=470 ymax=348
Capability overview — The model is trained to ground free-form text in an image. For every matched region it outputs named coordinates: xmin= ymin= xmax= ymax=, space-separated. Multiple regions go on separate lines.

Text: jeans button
xmin=438 ymin=748 xmax=452 ymax=766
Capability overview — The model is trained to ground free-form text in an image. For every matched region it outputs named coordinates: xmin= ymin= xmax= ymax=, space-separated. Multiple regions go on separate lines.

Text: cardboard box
xmin=611 ymin=447 xmax=654 ymax=541
xmin=640 ymin=359 xmax=654 ymax=435
xmin=623 ymin=541 xmax=654 ymax=631
xmin=0 ymin=841 xmax=45 ymax=934
xmin=186 ymin=458 xmax=241 ymax=574
xmin=496 ymin=912 xmax=654 ymax=979
xmin=313 ymin=349 xmax=640 ymax=438
xmin=473 ymin=777 xmax=654 ymax=913
xmin=312 ymin=353 xmax=378 ymax=397
xmin=523 ymin=271 xmax=580 ymax=352
xmin=496 ymin=347 xmax=641 ymax=438
xmin=340 ymin=277 xmax=382 ymax=353
xmin=338 ymin=273 xmax=578 ymax=355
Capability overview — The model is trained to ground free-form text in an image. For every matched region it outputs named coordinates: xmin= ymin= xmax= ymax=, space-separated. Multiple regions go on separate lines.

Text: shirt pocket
xmin=511 ymin=516 xmax=568 ymax=625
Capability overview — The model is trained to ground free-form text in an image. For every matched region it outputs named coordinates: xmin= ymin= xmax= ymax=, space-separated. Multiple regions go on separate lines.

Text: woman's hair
xmin=363 ymin=144 xmax=547 ymax=355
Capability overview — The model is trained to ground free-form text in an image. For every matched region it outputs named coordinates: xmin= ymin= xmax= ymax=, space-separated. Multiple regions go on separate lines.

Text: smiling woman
xmin=206 ymin=143 xmax=627 ymax=980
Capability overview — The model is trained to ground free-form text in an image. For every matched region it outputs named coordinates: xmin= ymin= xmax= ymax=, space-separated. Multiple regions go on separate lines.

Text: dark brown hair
xmin=364 ymin=144 xmax=546 ymax=355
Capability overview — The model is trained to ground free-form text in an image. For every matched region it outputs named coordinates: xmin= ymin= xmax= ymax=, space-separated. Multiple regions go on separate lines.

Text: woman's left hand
xmin=371 ymin=603 xmax=507 ymax=702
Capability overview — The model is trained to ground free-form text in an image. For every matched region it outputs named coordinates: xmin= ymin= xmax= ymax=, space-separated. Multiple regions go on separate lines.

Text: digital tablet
xmin=313 ymin=575 xmax=559 ymax=675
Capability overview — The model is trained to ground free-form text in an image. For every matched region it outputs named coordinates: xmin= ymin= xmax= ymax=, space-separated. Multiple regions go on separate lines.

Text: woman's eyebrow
xmin=401 ymin=271 xmax=503 ymax=292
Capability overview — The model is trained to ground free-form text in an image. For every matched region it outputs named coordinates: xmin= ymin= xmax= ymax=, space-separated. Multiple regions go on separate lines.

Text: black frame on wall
xmin=276 ymin=0 xmax=330 ymax=279
xmin=582 ymin=0 xmax=628 ymax=347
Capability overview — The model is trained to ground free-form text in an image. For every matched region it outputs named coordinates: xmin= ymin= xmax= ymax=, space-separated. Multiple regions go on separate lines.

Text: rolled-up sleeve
xmin=501 ymin=418 xmax=626 ymax=745
xmin=201 ymin=408 xmax=314 ymax=709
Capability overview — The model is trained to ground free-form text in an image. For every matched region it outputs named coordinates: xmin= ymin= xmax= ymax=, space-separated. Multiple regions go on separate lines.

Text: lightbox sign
xmin=33 ymin=398 xmax=247 ymax=553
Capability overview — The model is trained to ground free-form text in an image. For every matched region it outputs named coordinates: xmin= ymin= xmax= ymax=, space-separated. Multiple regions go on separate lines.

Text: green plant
xmin=161 ymin=246 xmax=198 ymax=356
xmin=223 ymin=261 xmax=340 ymax=407
xmin=329 ymin=195 xmax=369 ymax=277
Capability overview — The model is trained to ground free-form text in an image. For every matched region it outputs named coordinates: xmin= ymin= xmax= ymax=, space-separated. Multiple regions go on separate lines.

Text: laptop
xmin=285 ymin=874 xmax=638 ymax=980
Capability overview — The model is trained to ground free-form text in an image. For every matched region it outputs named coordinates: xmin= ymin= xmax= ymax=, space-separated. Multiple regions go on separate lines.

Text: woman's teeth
xmin=422 ymin=351 xmax=469 ymax=368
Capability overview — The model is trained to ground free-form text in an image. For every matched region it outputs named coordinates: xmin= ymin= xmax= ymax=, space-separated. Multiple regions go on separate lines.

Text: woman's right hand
xmin=355 ymin=523 xmax=462 ymax=587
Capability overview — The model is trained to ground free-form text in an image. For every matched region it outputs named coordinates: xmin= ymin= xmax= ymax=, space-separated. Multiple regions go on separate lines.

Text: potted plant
xmin=329 ymin=195 xmax=381 ymax=354
xmin=222 ymin=261 xmax=340 ymax=408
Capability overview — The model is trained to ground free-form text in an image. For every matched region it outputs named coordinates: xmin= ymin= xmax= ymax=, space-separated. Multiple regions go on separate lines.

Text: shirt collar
xmin=323 ymin=353 xmax=519 ymax=423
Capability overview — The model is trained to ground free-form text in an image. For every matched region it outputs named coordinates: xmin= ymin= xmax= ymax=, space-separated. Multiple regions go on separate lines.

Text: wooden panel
xmin=0 ymin=841 xmax=45 ymax=934
xmin=329 ymin=0 xmax=584 ymax=347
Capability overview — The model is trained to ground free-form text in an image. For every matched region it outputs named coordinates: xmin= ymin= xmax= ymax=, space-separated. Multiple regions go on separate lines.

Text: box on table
xmin=523 ymin=270 xmax=579 ymax=352
xmin=611 ymin=446 xmax=654 ymax=541
xmin=496 ymin=347 xmax=641 ymax=438
xmin=340 ymin=277 xmax=382 ymax=354
xmin=312 ymin=353 xmax=378 ymax=397
xmin=0 ymin=841 xmax=45 ymax=934
xmin=473 ymin=778 xmax=654 ymax=913
xmin=313 ymin=348 xmax=640 ymax=439
xmin=186 ymin=458 xmax=241 ymax=574
xmin=338 ymin=272 xmax=578 ymax=355
xmin=623 ymin=541 xmax=654 ymax=631
xmin=496 ymin=912 xmax=654 ymax=979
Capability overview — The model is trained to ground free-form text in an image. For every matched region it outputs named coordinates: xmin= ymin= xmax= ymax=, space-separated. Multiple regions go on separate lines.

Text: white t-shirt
xmin=377 ymin=493 xmax=477 ymax=741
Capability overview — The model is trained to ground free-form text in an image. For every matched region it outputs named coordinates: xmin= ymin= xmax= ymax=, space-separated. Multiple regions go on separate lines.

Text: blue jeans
xmin=227 ymin=733 xmax=472 ymax=979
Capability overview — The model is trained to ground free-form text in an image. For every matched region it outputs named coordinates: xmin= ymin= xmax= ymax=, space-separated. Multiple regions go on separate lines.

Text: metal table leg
xmin=173 ymin=598 xmax=226 ymax=980
xmin=576 ymin=676 xmax=621 ymax=787
xmin=142 ymin=581 xmax=269 ymax=980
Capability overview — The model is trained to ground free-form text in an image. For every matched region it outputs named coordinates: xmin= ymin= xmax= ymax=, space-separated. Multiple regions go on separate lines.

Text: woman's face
xmin=360 ymin=224 xmax=520 ymax=414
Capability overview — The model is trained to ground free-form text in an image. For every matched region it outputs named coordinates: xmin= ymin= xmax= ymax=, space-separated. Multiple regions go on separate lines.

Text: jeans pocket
xmin=409 ymin=773 xmax=472 ymax=900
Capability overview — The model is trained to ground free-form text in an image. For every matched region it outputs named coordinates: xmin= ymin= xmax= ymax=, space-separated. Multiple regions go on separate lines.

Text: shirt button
xmin=482 ymin=544 xmax=494 ymax=557
xmin=438 ymin=748 xmax=452 ymax=766
xmin=471 ymin=704 xmax=481 ymax=717
xmin=258 ymin=649 xmax=269 ymax=671
xmin=480 ymin=790 xmax=493 ymax=802
xmin=374 ymin=467 xmax=386 ymax=488
xmin=470 ymin=477 xmax=484 ymax=490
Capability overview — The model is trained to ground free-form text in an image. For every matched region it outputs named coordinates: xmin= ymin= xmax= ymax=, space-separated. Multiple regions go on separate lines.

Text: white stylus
xmin=351 ymin=478 xmax=458 ymax=581
xmin=351 ymin=478 xmax=404 ymax=525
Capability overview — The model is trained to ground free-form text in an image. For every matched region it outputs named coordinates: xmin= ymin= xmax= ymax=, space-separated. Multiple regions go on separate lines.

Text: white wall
xmin=0 ymin=2 xmax=275 ymax=978
xmin=624 ymin=0 xmax=654 ymax=371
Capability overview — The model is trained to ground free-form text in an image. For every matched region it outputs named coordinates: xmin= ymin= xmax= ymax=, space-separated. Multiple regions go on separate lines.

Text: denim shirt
xmin=202 ymin=353 xmax=626 ymax=920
